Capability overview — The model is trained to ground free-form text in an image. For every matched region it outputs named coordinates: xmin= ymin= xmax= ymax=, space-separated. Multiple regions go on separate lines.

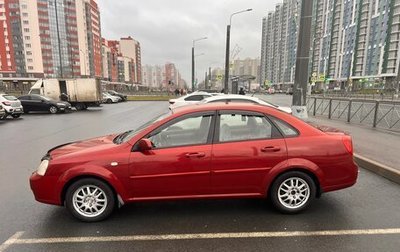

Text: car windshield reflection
xmin=115 ymin=110 xmax=172 ymax=144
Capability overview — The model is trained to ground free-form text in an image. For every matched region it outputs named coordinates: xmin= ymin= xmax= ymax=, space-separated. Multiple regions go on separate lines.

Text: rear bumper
xmin=5 ymin=107 xmax=23 ymax=114
xmin=322 ymin=161 xmax=359 ymax=193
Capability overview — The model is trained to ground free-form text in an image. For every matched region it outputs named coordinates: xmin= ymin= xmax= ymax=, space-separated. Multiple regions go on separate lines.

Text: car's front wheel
xmin=65 ymin=178 xmax=115 ymax=222
xmin=270 ymin=171 xmax=316 ymax=214
xmin=49 ymin=106 xmax=58 ymax=114
xmin=11 ymin=114 xmax=21 ymax=118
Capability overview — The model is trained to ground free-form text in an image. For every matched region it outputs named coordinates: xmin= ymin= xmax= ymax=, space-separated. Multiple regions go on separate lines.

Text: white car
xmin=0 ymin=94 xmax=24 ymax=119
xmin=168 ymin=92 xmax=214 ymax=109
xmin=102 ymin=92 xmax=121 ymax=103
xmin=200 ymin=94 xmax=292 ymax=114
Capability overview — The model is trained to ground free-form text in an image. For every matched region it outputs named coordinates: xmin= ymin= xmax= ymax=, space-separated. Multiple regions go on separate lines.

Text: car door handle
xmin=185 ymin=152 xmax=206 ymax=158
xmin=261 ymin=146 xmax=281 ymax=152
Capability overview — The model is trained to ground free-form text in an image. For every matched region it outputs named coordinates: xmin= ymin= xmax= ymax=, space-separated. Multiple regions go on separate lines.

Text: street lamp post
xmin=192 ymin=37 xmax=207 ymax=92
xmin=224 ymin=9 xmax=252 ymax=94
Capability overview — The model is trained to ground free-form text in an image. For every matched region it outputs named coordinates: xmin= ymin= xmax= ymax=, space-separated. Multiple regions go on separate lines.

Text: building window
xmin=26 ymin=51 xmax=32 ymax=55
xmin=23 ymin=20 xmax=29 ymax=25
xmin=24 ymin=28 xmax=29 ymax=32
xmin=26 ymin=44 xmax=31 ymax=48
xmin=28 ymin=66 xmax=34 ymax=70
xmin=24 ymin=36 xmax=30 ymax=40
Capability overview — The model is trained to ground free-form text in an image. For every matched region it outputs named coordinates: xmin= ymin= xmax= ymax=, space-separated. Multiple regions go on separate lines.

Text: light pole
xmin=224 ymin=9 xmax=252 ymax=94
xmin=192 ymin=37 xmax=207 ymax=92
xmin=194 ymin=53 xmax=205 ymax=89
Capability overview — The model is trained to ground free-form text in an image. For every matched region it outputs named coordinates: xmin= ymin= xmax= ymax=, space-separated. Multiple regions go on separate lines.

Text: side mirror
xmin=138 ymin=138 xmax=152 ymax=151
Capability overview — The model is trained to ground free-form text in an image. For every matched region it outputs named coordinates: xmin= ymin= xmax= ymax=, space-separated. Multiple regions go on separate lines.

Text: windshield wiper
xmin=114 ymin=130 xmax=133 ymax=144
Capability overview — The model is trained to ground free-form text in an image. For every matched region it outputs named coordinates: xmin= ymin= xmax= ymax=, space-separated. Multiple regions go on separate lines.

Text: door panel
xmin=128 ymin=112 xmax=215 ymax=199
xmin=128 ymin=145 xmax=212 ymax=199
xmin=210 ymin=112 xmax=288 ymax=195
xmin=211 ymin=139 xmax=287 ymax=195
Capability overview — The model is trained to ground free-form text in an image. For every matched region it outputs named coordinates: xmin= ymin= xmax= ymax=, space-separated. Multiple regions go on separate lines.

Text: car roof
xmin=172 ymin=102 xmax=271 ymax=115
xmin=203 ymin=94 xmax=259 ymax=101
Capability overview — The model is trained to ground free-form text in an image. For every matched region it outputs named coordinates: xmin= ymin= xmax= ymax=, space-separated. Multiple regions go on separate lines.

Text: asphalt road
xmin=0 ymin=100 xmax=400 ymax=252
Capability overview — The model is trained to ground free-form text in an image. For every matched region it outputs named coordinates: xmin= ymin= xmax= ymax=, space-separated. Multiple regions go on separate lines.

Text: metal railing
xmin=313 ymin=92 xmax=399 ymax=101
xmin=306 ymin=96 xmax=400 ymax=131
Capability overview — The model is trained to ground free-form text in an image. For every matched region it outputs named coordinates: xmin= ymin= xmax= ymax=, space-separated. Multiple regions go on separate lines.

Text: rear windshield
xmin=3 ymin=95 xmax=18 ymax=101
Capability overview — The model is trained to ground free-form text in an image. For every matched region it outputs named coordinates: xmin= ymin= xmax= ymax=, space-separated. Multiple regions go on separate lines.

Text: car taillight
xmin=342 ymin=135 xmax=353 ymax=155
xmin=2 ymin=101 xmax=11 ymax=106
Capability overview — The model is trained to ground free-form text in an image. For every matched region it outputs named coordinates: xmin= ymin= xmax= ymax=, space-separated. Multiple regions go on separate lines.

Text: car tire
xmin=11 ymin=114 xmax=20 ymax=118
xmin=65 ymin=178 xmax=115 ymax=222
xmin=49 ymin=106 xmax=58 ymax=114
xmin=107 ymin=99 xmax=112 ymax=104
xmin=75 ymin=103 xmax=84 ymax=111
xmin=270 ymin=171 xmax=316 ymax=214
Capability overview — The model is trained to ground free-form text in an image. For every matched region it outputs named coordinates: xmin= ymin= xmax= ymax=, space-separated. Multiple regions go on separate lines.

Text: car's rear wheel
xmin=49 ymin=106 xmax=58 ymax=114
xmin=107 ymin=99 xmax=112 ymax=104
xmin=270 ymin=171 xmax=316 ymax=214
xmin=65 ymin=178 xmax=115 ymax=222
xmin=11 ymin=114 xmax=20 ymax=118
xmin=75 ymin=103 xmax=87 ymax=111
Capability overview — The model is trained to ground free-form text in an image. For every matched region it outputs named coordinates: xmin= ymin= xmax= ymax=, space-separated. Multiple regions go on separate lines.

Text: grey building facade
xmin=261 ymin=0 xmax=400 ymax=91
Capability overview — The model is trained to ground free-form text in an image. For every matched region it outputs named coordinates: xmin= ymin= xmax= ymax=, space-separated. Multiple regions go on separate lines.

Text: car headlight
xmin=57 ymin=103 xmax=66 ymax=106
xmin=37 ymin=159 xmax=49 ymax=176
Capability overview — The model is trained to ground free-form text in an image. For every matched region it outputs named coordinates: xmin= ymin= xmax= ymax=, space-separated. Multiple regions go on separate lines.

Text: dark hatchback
xmin=106 ymin=90 xmax=127 ymax=101
xmin=18 ymin=94 xmax=72 ymax=114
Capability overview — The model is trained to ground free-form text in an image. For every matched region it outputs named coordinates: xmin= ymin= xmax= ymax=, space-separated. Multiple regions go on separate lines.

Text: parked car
xmin=102 ymin=92 xmax=121 ymax=103
xmin=30 ymin=103 xmax=358 ymax=222
xmin=0 ymin=94 xmax=23 ymax=119
xmin=200 ymin=94 xmax=292 ymax=114
xmin=286 ymin=88 xmax=293 ymax=95
xmin=0 ymin=103 xmax=5 ymax=119
xmin=106 ymin=90 xmax=127 ymax=101
xmin=169 ymin=91 xmax=213 ymax=109
xmin=18 ymin=94 xmax=72 ymax=114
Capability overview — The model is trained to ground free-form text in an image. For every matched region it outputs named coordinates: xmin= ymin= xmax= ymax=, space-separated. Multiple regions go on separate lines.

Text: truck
xmin=29 ymin=78 xmax=102 ymax=110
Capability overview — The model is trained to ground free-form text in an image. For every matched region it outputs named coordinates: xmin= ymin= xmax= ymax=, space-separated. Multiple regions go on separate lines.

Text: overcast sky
xmin=98 ymin=0 xmax=280 ymax=83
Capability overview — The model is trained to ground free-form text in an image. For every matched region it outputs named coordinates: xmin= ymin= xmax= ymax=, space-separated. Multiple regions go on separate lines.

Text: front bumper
xmin=30 ymin=172 xmax=62 ymax=205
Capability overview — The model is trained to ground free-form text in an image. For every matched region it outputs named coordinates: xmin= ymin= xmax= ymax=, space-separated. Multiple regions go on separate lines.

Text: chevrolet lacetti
xmin=30 ymin=103 xmax=358 ymax=222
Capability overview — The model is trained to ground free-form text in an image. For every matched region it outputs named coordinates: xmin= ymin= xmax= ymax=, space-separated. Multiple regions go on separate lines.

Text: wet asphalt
xmin=0 ymin=100 xmax=399 ymax=252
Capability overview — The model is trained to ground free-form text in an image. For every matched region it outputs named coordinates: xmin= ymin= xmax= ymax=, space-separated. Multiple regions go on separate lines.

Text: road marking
xmin=2 ymin=228 xmax=400 ymax=246
xmin=0 ymin=231 xmax=24 ymax=252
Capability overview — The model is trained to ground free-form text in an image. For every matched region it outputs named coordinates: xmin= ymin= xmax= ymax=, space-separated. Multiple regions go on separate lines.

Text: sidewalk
xmin=307 ymin=116 xmax=400 ymax=172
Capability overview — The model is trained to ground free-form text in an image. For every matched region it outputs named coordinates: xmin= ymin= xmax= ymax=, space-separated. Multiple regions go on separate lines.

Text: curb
xmin=354 ymin=154 xmax=400 ymax=185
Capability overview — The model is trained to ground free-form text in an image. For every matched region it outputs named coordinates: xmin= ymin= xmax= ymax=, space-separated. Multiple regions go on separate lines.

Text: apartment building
xmin=261 ymin=0 xmax=400 ymax=91
xmin=260 ymin=0 xmax=300 ymax=90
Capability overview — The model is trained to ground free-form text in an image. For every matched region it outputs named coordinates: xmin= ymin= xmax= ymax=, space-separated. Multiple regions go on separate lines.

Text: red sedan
xmin=30 ymin=103 xmax=358 ymax=222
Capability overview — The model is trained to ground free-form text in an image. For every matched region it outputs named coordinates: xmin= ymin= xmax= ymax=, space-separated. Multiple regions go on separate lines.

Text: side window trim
xmin=267 ymin=115 xmax=300 ymax=138
xmin=132 ymin=111 xmax=217 ymax=151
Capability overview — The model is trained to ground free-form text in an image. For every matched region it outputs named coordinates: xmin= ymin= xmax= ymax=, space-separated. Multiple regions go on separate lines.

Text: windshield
xmin=42 ymin=96 xmax=52 ymax=101
xmin=114 ymin=110 xmax=172 ymax=144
